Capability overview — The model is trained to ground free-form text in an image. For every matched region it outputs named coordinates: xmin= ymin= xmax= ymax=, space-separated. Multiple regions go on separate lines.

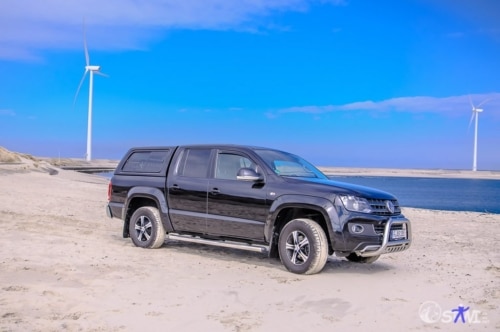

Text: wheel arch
xmin=122 ymin=186 xmax=173 ymax=238
xmin=266 ymin=195 xmax=342 ymax=257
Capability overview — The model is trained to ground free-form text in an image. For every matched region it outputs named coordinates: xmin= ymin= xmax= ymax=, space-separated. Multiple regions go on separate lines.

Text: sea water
xmin=329 ymin=176 xmax=500 ymax=214
xmin=98 ymin=171 xmax=500 ymax=214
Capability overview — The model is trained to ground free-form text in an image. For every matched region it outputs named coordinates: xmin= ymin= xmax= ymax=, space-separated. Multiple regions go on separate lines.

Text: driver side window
xmin=215 ymin=153 xmax=254 ymax=180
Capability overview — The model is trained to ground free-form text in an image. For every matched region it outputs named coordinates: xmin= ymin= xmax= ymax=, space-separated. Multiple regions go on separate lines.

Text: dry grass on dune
xmin=0 ymin=146 xmax=23 ymax=163
xmin=0 ymin=146 xmax=58 ymax=174
xmin=0 ymin=146 xmax=77 ymax=167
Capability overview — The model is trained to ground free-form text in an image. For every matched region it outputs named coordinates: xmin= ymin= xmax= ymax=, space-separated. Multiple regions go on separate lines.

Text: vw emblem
xmin=385 ymin=200 xmax=395 ymax=214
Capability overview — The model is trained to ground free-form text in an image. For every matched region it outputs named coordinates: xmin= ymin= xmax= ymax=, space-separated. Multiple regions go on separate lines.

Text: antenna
xmin=73 ymin=18 xmax=108 ymax=161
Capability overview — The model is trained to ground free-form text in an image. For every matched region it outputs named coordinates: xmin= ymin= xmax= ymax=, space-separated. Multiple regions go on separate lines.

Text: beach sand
xmin=0 ymin=151 xmax=499 ymax=331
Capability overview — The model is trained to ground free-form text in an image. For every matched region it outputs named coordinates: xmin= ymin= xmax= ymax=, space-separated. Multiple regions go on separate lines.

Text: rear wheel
xmin=129 ymin=206 xmax=165 ymax=249
xmin=346 ymin=253 xmax=380 ymax=264
xmin=278 ymin=218 xmax=328 ymax=275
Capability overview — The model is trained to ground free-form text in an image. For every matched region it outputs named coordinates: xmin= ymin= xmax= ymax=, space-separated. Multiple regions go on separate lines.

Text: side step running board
xmin=166 ymin=233 xmax=269 ymax=254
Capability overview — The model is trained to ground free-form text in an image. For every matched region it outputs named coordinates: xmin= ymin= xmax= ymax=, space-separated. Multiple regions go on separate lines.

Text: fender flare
xmin=124 ymin=186 xmax=174 ymax=233
xmin=265 ymin=194 xmax=345 ymax=250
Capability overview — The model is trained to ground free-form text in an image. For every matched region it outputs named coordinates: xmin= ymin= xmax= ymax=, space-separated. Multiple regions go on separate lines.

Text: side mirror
xmin=236 ymin=168 xmax=263 ymax=182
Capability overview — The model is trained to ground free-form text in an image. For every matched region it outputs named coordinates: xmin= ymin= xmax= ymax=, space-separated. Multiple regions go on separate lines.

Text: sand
xmin=0 ymin=153 xmax=499 ymax=331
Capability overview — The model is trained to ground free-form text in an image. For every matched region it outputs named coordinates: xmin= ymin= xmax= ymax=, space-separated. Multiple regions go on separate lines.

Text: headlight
xmin=340 ymin=195 xmax=373 ymax=213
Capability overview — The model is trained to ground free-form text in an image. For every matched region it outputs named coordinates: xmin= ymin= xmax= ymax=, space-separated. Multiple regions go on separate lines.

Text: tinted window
xmin=122 ymin=150 xmax=169 ymax=173
xmin=178 ymin=149 xmax=211 ymax=178
xmin=215 ymin=153 xmax=254 ymax=180
xmin=254 ymin=148 xmax=327 ymax=179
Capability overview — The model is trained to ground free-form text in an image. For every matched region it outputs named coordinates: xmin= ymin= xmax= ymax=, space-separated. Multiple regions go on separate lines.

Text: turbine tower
xmin=468 ymin=97 xmax=488 ymax=172
xmin=74 ymin=20 xmax=107 ymax=161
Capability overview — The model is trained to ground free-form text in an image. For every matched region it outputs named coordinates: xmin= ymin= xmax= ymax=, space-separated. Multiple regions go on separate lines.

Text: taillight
xmin=107 ymin=181 xmax=112 ymax=201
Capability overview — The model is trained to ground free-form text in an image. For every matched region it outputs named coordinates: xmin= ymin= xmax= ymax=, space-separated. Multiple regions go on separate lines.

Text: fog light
xmin=351 ymin=224 xmax=364 ymax=234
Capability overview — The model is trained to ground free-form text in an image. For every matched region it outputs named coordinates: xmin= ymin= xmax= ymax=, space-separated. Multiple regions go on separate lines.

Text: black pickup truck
xmin=107 ymin=144 xmax=411 ymax=274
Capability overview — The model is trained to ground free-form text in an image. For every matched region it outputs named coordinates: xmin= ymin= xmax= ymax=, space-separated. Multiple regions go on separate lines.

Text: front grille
xmin=374 ymin=224 xmax=384 ymax=234
xmin=374 ymin=223 xmax=404 ymax=235
xmin=367 ymin=198 xmax=401 ymax=216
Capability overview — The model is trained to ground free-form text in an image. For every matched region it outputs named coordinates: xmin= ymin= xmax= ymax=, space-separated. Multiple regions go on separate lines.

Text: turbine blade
xmin=94 ymin=70 xmax=109 ymax=78
xmin=476 ymin=98 xmax=492 ymax=108
xmin=83 ymin=19 xmax=89 ymax=66
xmin=467 ymin=112 xmax=475 ymax=133
xmin=468 ymin=94 xmax=474 ymax=110
xmin=73 ymin=70 xmax=88 ymax=107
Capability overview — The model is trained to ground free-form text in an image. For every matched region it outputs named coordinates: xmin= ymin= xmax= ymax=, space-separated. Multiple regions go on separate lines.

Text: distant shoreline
xmin=49 ymin=159 xmax=500 ymax=180
xmin=319 ymin=167 xmax=500 ymax=180
xmin=2 ymin=145 xmax=499 ymax=180
xmin=40 ymin=159 xmax=500 ymax=180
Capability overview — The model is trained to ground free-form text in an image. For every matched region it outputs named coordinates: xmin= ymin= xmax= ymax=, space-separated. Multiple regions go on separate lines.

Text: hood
xmin=283 ymin=176 xmax=396 ymax=200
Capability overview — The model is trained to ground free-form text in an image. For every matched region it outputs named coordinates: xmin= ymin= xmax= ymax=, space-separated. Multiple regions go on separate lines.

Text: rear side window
xmin=122 ymin=150 xmax=169 ymax=173
xmin=177 ymin=148 xmax=211 ymax=178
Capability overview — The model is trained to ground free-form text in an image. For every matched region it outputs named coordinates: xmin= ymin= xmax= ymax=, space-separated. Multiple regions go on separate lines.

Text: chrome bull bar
xmin=357 ymin=217 xmax=412 ymax=257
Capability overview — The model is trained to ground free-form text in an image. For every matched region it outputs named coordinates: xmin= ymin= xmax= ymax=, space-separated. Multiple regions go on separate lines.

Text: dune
xmin=0 ymin=147 xmax=498 ymax=331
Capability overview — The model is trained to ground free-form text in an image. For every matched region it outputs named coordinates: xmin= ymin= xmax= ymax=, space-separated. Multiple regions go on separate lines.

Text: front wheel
xmin=278 ymin=218 xmax=328 ymax=275
xmin=129 ymin=206 xmax=166 ymax=249
xmin=345 ymin=253 xmax=380 ymax=264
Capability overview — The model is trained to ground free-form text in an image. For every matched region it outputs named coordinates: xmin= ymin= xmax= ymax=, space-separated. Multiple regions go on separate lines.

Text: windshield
xmin=254 ymin=149 xmax=328 ymax=179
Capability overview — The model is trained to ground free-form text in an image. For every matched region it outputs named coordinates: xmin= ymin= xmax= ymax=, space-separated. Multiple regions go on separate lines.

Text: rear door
xmin=206 ymin=150 xmax=268 ymax=241
xmin=167 ymin=147 xmax=212 ymax=234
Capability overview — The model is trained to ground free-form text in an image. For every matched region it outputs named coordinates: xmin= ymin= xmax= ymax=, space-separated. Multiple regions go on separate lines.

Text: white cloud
xmin=0 ymin=110 xmax=16 ymax=116
xmin=0 ymin=0 xmax=343 ymax=61
xmin=275 ymin=93 xmax=500 ymax=116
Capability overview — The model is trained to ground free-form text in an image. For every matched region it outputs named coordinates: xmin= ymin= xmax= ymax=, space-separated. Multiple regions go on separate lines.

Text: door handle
xmin=210 ymin=187 xmax=220 ymax=195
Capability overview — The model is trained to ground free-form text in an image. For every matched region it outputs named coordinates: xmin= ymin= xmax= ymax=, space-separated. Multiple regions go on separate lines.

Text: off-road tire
xmin=278 ymin=218 xmax=328 ymax=275
xmin=346 ymin=253 xmax=380 ymax=264
xmin=129 ymin=206 xmax=166 ymax=249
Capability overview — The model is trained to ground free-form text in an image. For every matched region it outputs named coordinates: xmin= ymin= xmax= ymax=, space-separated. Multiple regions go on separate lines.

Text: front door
xmin=206 ymin=151 xmax=268 ymax=241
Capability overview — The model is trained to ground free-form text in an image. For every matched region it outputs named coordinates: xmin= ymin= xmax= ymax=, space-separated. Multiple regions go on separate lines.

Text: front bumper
xmin=355 ymin=217 xmax=411 ymax=257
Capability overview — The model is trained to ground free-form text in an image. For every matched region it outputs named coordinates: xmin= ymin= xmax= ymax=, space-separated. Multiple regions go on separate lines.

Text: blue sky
xmin=1 ymin=0 xmax=499 ymax=170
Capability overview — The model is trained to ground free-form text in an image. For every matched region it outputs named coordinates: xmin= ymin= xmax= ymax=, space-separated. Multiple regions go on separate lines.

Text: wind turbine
xmin=74 ymin=20 xmax=107 ymax=162
xmin=468 ymin=97 xmax=488 ymax=172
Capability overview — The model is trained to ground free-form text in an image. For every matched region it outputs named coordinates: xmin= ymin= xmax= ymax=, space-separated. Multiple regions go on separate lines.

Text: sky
xmin=1 ymin=0 xmax=499 ymax=170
